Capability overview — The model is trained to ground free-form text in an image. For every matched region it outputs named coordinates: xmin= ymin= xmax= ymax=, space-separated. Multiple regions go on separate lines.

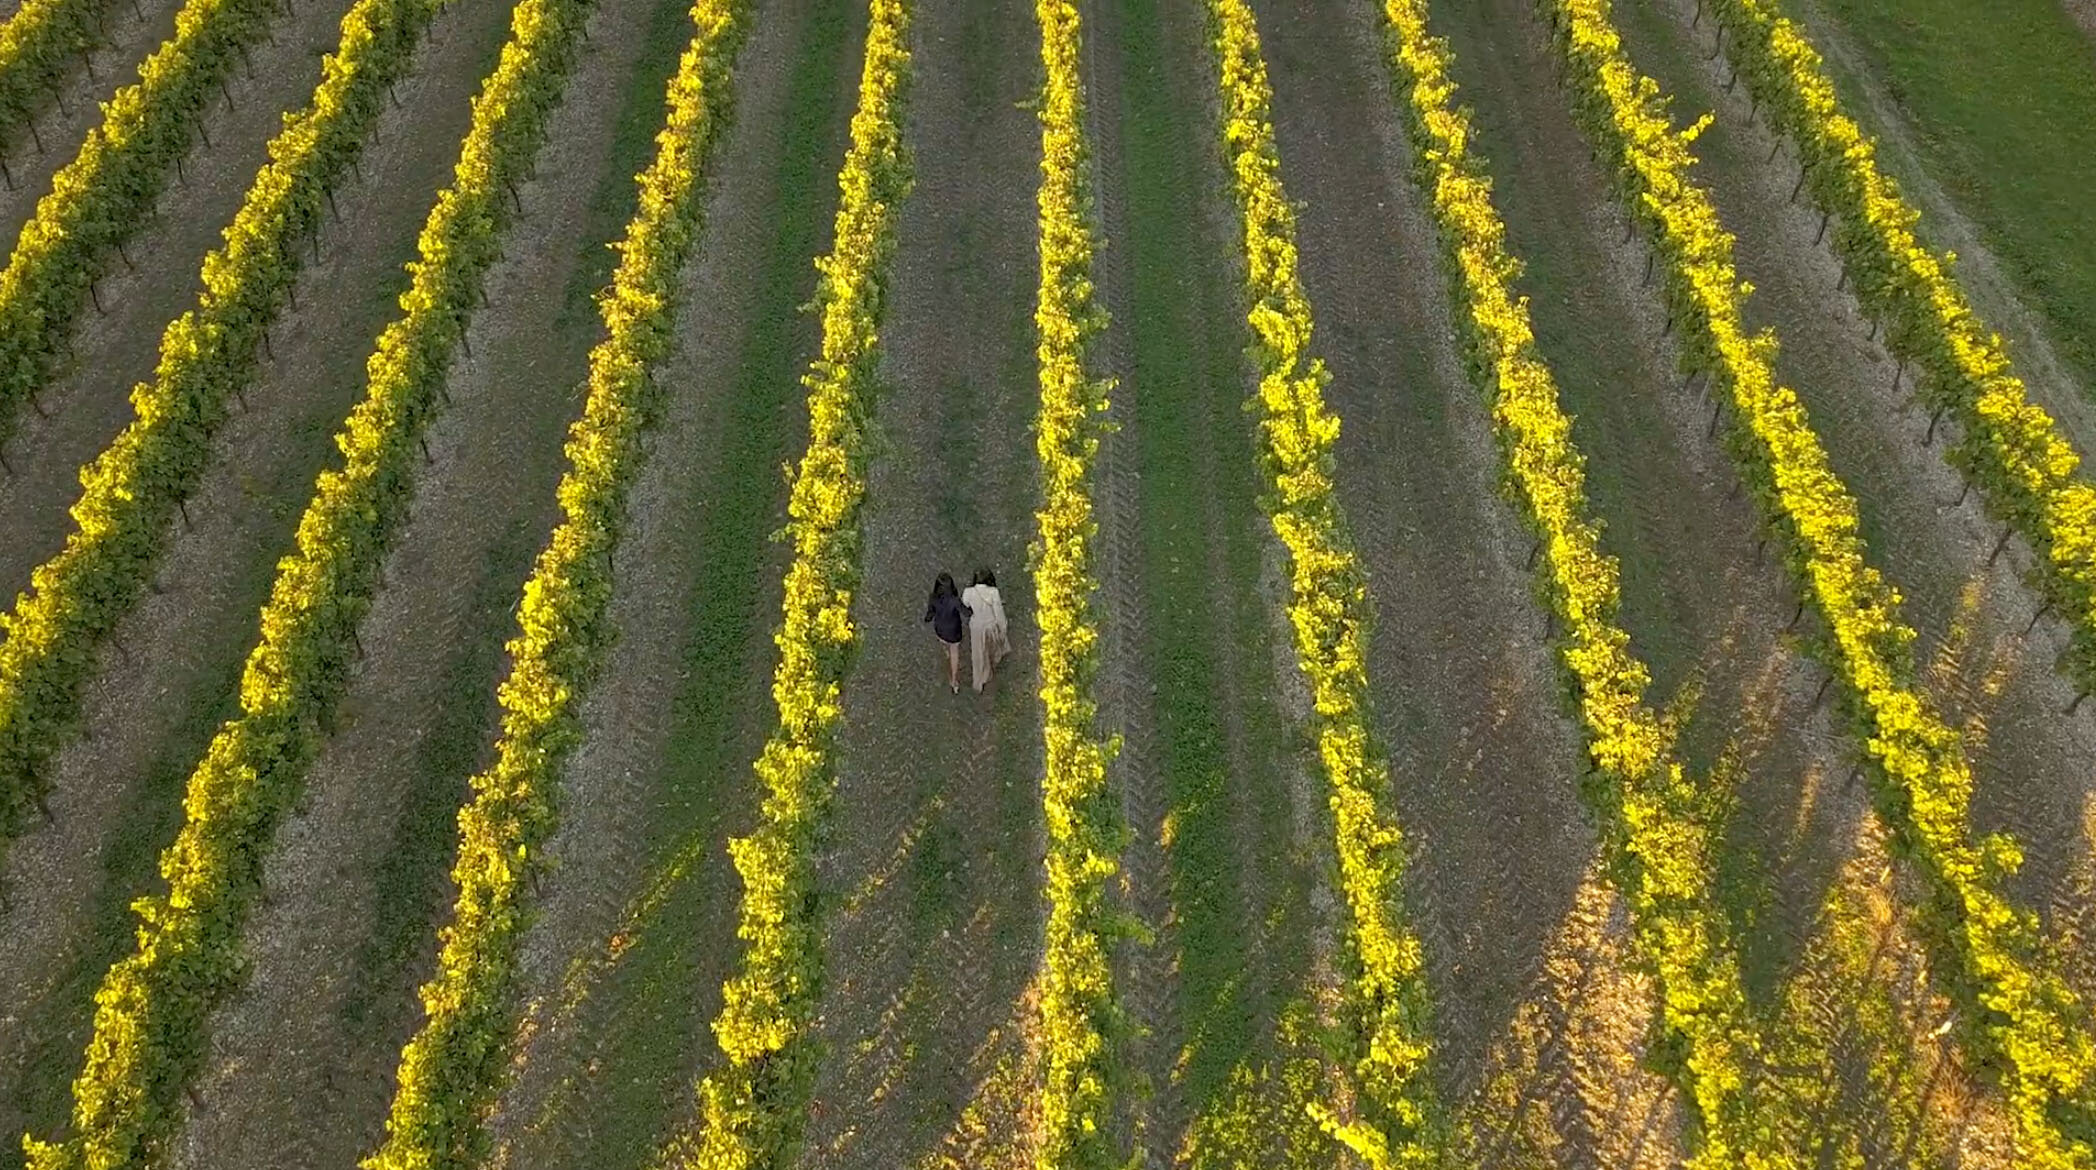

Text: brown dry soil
xmin=0 ymin=0 xmax=519 ymax=1163
xmin=0 ymin=0 xmax=360 ymax=600
xmin=794 ymin=0 xmax=1046 ymax=1165
xmin=0 ymin=0 xmax=190 ymax=236
xmin=159 ymin=0 xmax=695 ymax=1160
xmin=484 ymin=1 xmax=860 ymax=1167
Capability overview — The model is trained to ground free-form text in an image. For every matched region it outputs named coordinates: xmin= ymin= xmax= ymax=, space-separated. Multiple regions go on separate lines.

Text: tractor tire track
xmin=797 ymin=0 xmax=1046 ymax=1163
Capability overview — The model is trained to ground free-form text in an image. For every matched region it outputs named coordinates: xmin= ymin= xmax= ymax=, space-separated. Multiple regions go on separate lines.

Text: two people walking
xmin=926 ymin=569 xmax=1010 ymax=694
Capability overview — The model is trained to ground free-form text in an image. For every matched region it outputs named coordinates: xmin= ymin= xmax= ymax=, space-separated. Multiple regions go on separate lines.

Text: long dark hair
xmin=971 ymin=567 xmax=996 ymax=588
xmin=931 ymin=571 xmax=959 ymax=601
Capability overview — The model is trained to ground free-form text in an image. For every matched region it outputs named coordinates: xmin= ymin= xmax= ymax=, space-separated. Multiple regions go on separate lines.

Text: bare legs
xmin=943 ymin=638 xmax=961 ymax=693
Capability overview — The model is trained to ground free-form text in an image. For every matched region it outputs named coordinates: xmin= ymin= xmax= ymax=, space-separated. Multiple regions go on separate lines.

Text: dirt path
xmin=1081 ymin=0 xmax=1339 ymax=1161
xmin=158 ymin=0 xmax=695 ymax=1161
xmin=794 ymin=1 xmax=1046 ymax=1165
xmin=0 ymin=1 xmax=517 ymax=1162
xmin=0 ymin=0 xmax=190 ymax=235
xmin=1623 ymin=0 xmax=2096 ymax=930
xmin=483 ymin=3 xmax=861 ymax=1167
xmin=0 ymin=0 xmax=361 ymax=601
xmin=1254 ymin=2 xmax=1714 ymax=1164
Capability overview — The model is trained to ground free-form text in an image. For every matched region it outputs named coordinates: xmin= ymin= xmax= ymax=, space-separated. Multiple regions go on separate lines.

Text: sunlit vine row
xmin=1545 ymin=1 xmax=2096 ymax=1163
xmin=18 ymin=0 xmax=591 ymax=1159
xmin=0 ymin=0 xmax=287 ymax=449
xmin=663 ymin=2 xmax=913 ymax=1166
xmin=0 ymin=0 xmax=111 ymax=155
xmin=1203 ymin=2 xmax=1438 ymax=1163
xmin=1030 ymin=0 xmax=1125 ymax=1165
xmin=1369 ymin=2 xmax=1794 ymax=1165
xmin=0 ymin=0 xmax=447 ymax=865
xmin=363 ymin=3 xmax=751 ymax=1166
xmin=1705 ymin=0 xmax=2096 ymax=709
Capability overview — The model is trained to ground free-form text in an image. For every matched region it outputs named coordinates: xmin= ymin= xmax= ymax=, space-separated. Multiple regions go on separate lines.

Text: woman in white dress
xmin=961 ymin=568 xmax=1011 ymax=693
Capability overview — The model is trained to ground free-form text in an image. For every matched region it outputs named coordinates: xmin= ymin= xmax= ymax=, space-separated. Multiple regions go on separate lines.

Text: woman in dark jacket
xmin=925 ymin=572 xmax=971 ymax=693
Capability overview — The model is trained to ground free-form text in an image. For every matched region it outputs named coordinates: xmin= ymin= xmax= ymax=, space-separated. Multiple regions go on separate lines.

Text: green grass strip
xmin=0 ymin=0 xmax=111 ymax=156
xmin=0 ymin=0 xmax=282 ymax=451
xmin=658 ymin=1 xmax=913 ymax=1165
xmin=1369 ymin=1 xmax=1793 ymax=1164
xmin=361 ymin=3 xmax=752 ymax=1166
xmin=1706 ymin=0 xmax=2096 ymax=718
xmin=0 ymin=0 xmax=450 ymax=866
xmin=1199 ymin=2 xmax=1438 ymax=1163
xmin=1030 ymin=1 xmax=1126 ymax=1166
xmin=1545 ymin=1 xmax=2096 ymax=1163
xmin=13 ymin=0 xmax=592 ymax=1158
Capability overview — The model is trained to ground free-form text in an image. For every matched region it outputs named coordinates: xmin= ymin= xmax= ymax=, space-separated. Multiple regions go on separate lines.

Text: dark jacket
xmin=925 ymin=592 xmax=970 ymax=644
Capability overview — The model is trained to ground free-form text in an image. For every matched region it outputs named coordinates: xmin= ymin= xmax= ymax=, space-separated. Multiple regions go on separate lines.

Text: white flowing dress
xmin=960 ymin=583 xmax=1011 ymax=691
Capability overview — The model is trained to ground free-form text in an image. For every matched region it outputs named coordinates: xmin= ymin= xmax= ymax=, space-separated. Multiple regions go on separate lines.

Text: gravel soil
xmin=483 ymin=1 xmax=860 ymax=1165
xmin=0 ymin=0 xmax=359 ymax=600
xmin=0 ymin=0 xmax=513 ymax=1161
xmin=158 ymin=0 xmax=689 ymax=1160
xmin=795 ymin=0 xmax=1047 ymax=1163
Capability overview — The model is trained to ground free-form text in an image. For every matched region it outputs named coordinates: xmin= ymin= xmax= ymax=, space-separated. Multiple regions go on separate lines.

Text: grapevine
xmin=1030 ymin=0 xmax=1126 ymax=1166
xmin=1203 ymin=2 xmax=1439 ymax=1163
xmin=18 ymin=0 xmax=591 ymax=1158
xmin=662 ymin=1 xmax=913 ymax=1165
xmin=1546 ymin=1 xmax=2096 ymax=1163
xmin=363 ymin=2 xmax=751 ymax=1165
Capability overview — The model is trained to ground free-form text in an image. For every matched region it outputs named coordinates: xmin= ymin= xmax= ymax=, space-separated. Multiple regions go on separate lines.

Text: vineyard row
xmin=662 ymin=1 xmax=913 ymax=1164
xmin=0 ymin=0 xmax=444 ymax=865
xmin=1202 ymin=2 xmax=1437 ymax=1163
xmin=1545 ymin=0 xmax=2096 ymax=1163
xmin=19 ymin=0 xmax=590 ymax=1157
xmin=1029 ymin=0 xmax=1125 ymax=1165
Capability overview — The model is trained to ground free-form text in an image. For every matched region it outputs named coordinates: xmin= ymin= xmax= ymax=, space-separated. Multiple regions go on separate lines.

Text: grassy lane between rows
xmin=1368 ymin=0 xmax=1792 ymax=1164
xmin=655 ymin=1 xmax=912 ymax=1163
xmin=15 ymin=0 xmax=596 ymax=1158
xmin=1544 ymin=1 xmax=2096 ymax=1164
xmin=1200 ymin=2 xmax=1441 ymax=1164
xmin=360 ymin=3 xmax=755 ymax=1165
xmin=1702 ymin=0 xmax=2096 ymax=718
xmin=1805 ymin=0 xmax=2096 ymax=392
xmin=1099 ymin=0 xmax=1310 ymax=1160
xmin=0 ymin=0 xmax=286 ymax=449
xmin=0 ymin=0 xmax=445 ymax=868
xmin=1029 ymin=1 xmax=1125 ymax=1165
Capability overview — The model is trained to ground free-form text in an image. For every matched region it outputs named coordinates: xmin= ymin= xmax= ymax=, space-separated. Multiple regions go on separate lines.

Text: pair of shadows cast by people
xmin=925 ymin=570 xmax=1011 ymax=694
